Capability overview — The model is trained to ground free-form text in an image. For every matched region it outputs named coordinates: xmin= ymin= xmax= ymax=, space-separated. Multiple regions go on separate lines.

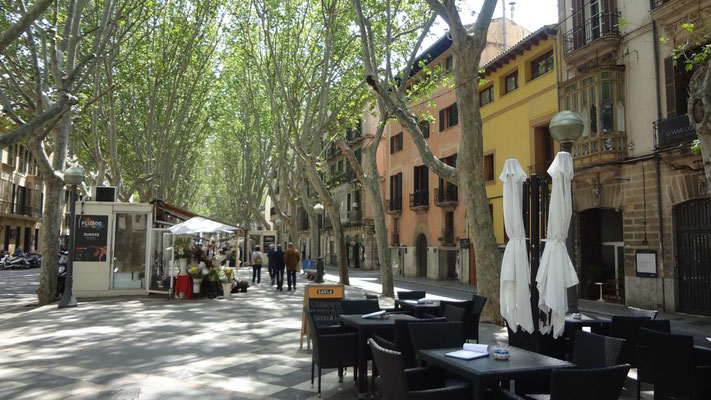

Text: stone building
xmin=557 ymin=0 xmax=710 ymax=314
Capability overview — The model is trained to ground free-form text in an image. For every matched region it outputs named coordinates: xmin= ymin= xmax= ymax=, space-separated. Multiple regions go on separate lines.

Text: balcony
xmin=650 ymin=0 xmax=673 ymax=8
xmin=563 ymin=10 xmax=621 ymax=66
xmin=391 ymin=232 xmax=400 ymax=246
xmin=572 ymin=132 xmax=627 ymax=168
xmin=409 ymin=190 xmax=429 ymax=213
xmin=654 ymin=114 xmax=697 ymax=150
xmin=434 ymin=185 xmax=458 ymax=209
xmin=348 ymin=209 xmax=362 ymax=223
xmin=651 ymin=0 xmax=707 ymax=28
xmin=386 ymin=197 xmax=402 ymax=215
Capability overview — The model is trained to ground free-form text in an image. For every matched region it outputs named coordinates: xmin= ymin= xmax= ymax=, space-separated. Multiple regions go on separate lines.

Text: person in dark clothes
xmin=273 ymin=244 xmax=285 ymax=291
xmin=267 ymin=244 xmax=277 ymax=285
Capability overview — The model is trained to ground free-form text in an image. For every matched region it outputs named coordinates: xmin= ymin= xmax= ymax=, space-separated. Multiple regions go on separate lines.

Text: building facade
xmin=557 ymin=0 xmax=711 ymax=314
xmin=0 ymin=144 xmax=45 ymax=254
xmin=380 ymin=21 xmax=553 ymax=283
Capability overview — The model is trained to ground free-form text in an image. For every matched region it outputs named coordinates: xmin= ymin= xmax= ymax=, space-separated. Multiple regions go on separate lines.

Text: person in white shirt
xmin=250 ymin=245 xmax=264 ymax=284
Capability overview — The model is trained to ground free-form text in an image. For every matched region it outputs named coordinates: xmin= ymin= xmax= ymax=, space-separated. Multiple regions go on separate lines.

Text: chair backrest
xmin=394 ymin=317 xmax=446 ymax=368
xmin=443 ymin=305 xmax=467 ymax=322
xmin=409 ymin=321 xmax=464 ymax=352
xmin=636 ymin=328 xmax=697 ymax=397
xmin=626 ymin=306 xmax=658 ymax=320
xmin=466 ymin=295 xmax=488 ymax=341
xmin=610 ymin=316 xmax=670 ymax=366
xmin=571 ymin=331 xmax=626 ymax=368
xmin=471 ymin=295 xmax=487 ymax=314
xmin=550 ymin=364 xmax=631 ymax=400
xmin=306 ymin=311 xmax=324 ymax=358
xmin=340 ymin=299 xmax=380 ymax=315
xmin=368 ymin=338 xmax=410 ymax=399
xmin=397 ymin=290 xmax=426 ymax=301
xmin=364 ymin=293 xmax=378 ymax=300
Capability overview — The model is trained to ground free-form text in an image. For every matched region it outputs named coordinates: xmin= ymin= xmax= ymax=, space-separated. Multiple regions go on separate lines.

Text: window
xmin=390 ymin=132 xmax=403 ymax=153
xmin=531 ymin=51 xmax=554 ymax=79
xmin=484 ymin=153 xmax=495 ymax=182
xmin=418 ymin=120 xmax=430 ymax=138
xmin=389 ymin=173 xmax=403 ymax=210
xmin=18 ymin=147 xmax=26 ymax=174
xmin=412 ymin=165 xmax=429 ymax=207
xmin=479 ymin=86 xmax=494 ymax=106
xmin=7 ymin=145 xmax=15 ymax=167
xmin=444 ymin=55 xmax=454 ymax=75
xmin=505 ymin=71 xmax=519 ymax=94
xmin=439 ymin=103 xmax=458 ymax=131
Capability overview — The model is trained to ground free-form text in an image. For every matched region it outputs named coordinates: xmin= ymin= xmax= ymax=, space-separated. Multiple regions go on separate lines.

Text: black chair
xmin=626 ymin=306 xmax=658 ymax=320
xmin=570 ymin=331 xmax=625 ymax=368
xmin=340 ymin=299 xmax=380 ymax=315
xmin=466 ymin=295 xmax=487 ymax=343
xmin=499 ymin=365 xmax=631 ymax=400
xmin=637 ymin=328 xmax=711 ymax=400
xmin=409 ymin=321 xmax=465 ymax=354
xmin=368 ymin=338 xmax=471 ymax=400
xmin=396 ymin=290 xmax=426 ymax=309
xmin=364 ymin=293 xmax=378 ymax=300
xmin=306 ymin=311 xmax=358 ymax=397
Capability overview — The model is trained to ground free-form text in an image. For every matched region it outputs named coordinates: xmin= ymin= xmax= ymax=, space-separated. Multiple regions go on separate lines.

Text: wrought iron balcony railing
xmin=387 ymin=197 xmax=402 ymax=213
xmin=409 ymin=189 xmax=429 ymax=210
xmin=654 ymin=114 xmax=697 ymax=150
xmin=434 ymin=185 xmax=458 ymax=207
xmin=650 ymin=0 xmax=673 ymax=10
xmin=563 ymin=10 xmax=621 ymax=56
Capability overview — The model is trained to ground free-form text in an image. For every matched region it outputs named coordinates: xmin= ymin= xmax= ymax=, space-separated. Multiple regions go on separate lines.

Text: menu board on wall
xmin=74 ymin=215 xmax=109 ymax=262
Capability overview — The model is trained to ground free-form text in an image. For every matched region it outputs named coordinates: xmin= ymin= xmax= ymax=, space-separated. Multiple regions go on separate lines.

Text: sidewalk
xmin=325 ymin=266 xmax=711 ymax=348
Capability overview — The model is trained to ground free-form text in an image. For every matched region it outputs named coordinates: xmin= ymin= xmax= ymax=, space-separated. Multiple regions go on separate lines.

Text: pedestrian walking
xmin=251 ymin=245 xmax=263 ymax=284
xmin=274 ymin=244 xmax=285 ymax=291
xmin=267 ymin=244 xmax=277 ymax=285
xmin=284 ymin=242 xmax=300 ymax=291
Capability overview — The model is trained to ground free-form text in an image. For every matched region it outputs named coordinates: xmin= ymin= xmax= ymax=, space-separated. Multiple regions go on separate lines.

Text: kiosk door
xmin=112 ymin=213 xmax=149 ymax=289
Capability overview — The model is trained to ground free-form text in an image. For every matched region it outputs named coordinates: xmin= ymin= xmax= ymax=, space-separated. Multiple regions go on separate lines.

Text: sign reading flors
xmin=300 ymin=283 xmax=345 ymax=350
xmin=74 ymin=215 xmax=109 ymax=262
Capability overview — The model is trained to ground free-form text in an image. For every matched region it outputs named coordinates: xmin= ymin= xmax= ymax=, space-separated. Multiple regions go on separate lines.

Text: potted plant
xmin=190 ymin=266 xmax=201 ymax=294
xmin=175 ymin=237 xmax=191 ymax=275
xmin=236 ymin=280 xmax=250 ymax=293
xmin=217 ymin=266 xmax=233 ymax=298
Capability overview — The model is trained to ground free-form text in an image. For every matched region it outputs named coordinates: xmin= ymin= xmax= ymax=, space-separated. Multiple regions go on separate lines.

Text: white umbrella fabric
xmin=535 ymin=152 xmax=579 ymax=338
xmin=499 ymin=158 xmax=534 ymax=334
xmin=168 ymin=216 xmax=238 ymax=235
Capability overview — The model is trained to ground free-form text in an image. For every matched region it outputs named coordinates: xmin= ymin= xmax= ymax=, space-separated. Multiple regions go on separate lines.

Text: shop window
xmin=484 ymin=153 xmax=495 ymax=182
xmin=480 ymin=86 xmax=493 ymax=106
xmin=439 ymin=103 xmax=458 ymax=131
xmin=505 ymin=71 xmax=519 ymax=94
xmin=531 ymin=51 xmax=554 ymax=80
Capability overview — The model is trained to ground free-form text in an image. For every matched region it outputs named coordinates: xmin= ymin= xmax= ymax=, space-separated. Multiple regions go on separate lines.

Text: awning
xmin=169 ymin=216 xmax=239 ymax=235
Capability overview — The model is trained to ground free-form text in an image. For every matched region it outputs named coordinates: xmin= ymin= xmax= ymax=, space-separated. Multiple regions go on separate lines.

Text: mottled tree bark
xmin=688 ymin=59 xmax=711 ymax=195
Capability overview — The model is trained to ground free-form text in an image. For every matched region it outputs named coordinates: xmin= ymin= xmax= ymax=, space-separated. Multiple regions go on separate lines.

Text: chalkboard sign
xmin=307 ymin=299 xmax=343 ymax=327
xmin=300 ymin=283 xmax=344 ymax=350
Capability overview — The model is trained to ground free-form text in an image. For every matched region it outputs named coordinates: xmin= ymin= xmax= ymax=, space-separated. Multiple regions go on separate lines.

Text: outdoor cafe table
xmin=418 ymin=346 xmax=574 ymax=400
xmin=394 ymin=299 xmax=442 ymax=318
xmin=340 ymin=313 xmax=419 ymax=399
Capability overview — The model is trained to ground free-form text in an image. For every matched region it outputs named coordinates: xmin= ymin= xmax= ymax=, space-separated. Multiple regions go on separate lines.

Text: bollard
xmin=315 ymin=257 xmax=324 ymax=283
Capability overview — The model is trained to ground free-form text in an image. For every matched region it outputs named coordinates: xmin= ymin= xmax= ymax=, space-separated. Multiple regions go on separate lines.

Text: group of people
xmin=250 ymin=242 xmax=300 ymax=291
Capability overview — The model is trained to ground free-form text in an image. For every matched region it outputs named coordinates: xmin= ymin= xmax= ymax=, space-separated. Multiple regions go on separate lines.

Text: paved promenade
xmin=2 ymin=267 xmax=707 ymax=399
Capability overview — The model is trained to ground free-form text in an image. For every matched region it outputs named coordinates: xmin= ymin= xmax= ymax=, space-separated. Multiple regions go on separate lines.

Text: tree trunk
xmin=36 ymin=177 xmax=62 ymax=304
xmin=362 ymin=145 xmax=394 ymax=297
xmin=309 ymin=213 xmax=319 ymax=260
xmin=454 ymin=43 xmax=502 ymax=324
xmin=325 ymin=202 xmax=350 ymax=285
xmin=688 ymin=58 xmax=711 ymax=195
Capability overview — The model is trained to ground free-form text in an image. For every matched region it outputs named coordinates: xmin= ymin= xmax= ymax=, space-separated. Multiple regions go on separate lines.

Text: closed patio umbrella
xmin=499 ymin=158 xmax=534 ymax=334
xmin=536 ymin=152 xmax=579 ymax=338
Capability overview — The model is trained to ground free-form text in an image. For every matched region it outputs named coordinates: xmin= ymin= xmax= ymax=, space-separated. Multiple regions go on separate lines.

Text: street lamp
xmin=313 ymin=203 xmax=325 ymax=283
xmin=549 ymin=111 xmax=584 ymax=311
xmin=549 ymin=110 xmax=584 ymax=153
xmin=58 ymin=166 xmax=84 ymax=309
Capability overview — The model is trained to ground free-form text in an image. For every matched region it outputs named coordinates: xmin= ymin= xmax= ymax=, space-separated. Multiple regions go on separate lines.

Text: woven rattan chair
xmin=306 ymin=311 xmax=358 ymax=397
xmin=368 ymin=338 xmax=471 ymax=400
xmin=571 ymin=331 xmax=626 ymax=368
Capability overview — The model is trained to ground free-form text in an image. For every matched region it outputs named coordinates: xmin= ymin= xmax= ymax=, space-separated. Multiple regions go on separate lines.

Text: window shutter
xmin=572 ymin=0 xmax=584 ymax=49
xmin=390 ymin=175 xmax=394 ymax=200
xmin=451 ymin=103 xmax=458 ymax=126
xmin=397 ymin=173 xmax=402 ymax=199
xmin=390 ymin=136 xmax=395 ymax=154
xmin=664 ymin=57 xmax=676 ymax=117
xmin=398 ymin=133 xmax=403 ymax=150
xmin=439 ymin=109 xmax=445 ymax=131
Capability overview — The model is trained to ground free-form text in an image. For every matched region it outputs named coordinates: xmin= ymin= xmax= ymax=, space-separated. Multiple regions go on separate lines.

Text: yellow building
xmin=479 ymin=26 xmax=559 ymax=247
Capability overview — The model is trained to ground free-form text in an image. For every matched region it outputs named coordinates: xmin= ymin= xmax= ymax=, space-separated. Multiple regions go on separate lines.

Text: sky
xmin=429 ymin=0 xmax=560 ymax=42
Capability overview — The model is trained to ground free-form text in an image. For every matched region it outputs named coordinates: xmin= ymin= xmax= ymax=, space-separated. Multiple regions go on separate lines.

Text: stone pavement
xmin=0 ymin=266 xmax=702 ymax=399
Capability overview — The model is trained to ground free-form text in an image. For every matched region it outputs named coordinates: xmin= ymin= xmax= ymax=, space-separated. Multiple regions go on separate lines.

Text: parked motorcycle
xmin=3 ymin=252 xmax=30 ymax=269
xmin=27 ymin=253 xmax=41 ymax=269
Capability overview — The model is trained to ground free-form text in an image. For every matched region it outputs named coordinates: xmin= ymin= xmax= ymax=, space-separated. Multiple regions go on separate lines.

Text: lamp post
xmin=274 ymin=218 xmax=283 ymax=248
xmin=549 ymin=110 xmax=584 ymax=311
xmin=58 ymin=166 xmax=85 ymax=309
xmin=313 ymin=203 xmax=325 ymax=283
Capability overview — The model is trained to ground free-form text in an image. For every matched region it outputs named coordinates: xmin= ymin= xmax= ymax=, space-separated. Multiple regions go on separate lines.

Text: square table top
xmin=564 ymin=312 xmax=611 ymax=327
xmin=418 ymin=346 xmax=574 ymax=379
xmin=339 ymin=313 xmax=418 ymax=329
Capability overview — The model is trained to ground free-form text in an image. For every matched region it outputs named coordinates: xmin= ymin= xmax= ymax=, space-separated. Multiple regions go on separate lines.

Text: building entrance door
xmin=416 ymin=234 xmax=427 ymax=277
xmin=675 ymin=198 xmax=711 ymax=315
xmin=580 ymin=208 xmax=623 ymax=302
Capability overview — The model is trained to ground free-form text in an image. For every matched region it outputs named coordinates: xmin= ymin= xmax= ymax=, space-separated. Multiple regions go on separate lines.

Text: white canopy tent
xmin=535 ymin=152 xmax=579 ymax=338
xmin=499 ymin=158 xmax=535 ymax=334
xmin=168 ymin=216 xmax=239 ymax=235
